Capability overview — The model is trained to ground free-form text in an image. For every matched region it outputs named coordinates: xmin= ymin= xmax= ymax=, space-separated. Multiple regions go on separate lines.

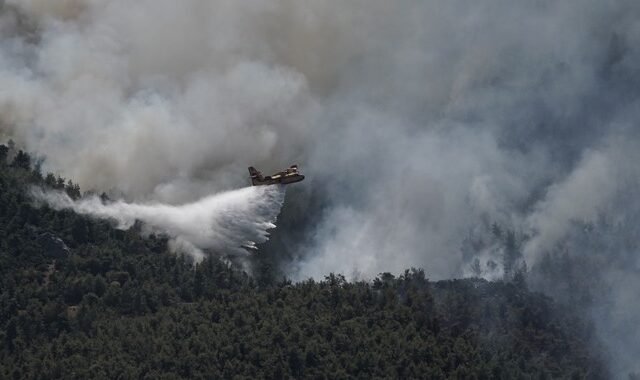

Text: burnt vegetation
xmin=0 ymin=145 xmax=607 ymax=379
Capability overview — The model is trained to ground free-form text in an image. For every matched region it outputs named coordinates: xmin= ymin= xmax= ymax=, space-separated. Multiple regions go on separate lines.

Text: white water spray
xmin=31 ymin=185 xmax=285 ymax=260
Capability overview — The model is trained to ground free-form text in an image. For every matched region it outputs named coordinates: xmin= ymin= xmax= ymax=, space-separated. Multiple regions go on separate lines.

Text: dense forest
xmin=0 ymin=144 xmax=608 ymax=379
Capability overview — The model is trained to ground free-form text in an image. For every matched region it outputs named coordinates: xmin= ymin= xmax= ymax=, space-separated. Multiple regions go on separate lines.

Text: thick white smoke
xmin=2 ymin=0 xmax=638 ymax=275
xmin=31 ymin=185 xmax=285 ymax=261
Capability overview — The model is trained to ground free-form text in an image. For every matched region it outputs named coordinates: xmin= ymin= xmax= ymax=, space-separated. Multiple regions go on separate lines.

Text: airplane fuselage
xmin=251 ymin=173 xmax=305 ymax=186
xmin=249 ymin=165 xmax=305 ymax=186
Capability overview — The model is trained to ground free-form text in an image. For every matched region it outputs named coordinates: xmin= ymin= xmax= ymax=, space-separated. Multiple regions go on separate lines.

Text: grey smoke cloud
xmin=2 ymin=0 xmax=640 ymax=374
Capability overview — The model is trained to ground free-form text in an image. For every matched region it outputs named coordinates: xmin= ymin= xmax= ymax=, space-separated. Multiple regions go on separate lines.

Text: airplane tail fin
xmin=248 ymin=166 xmax=263 ymax=184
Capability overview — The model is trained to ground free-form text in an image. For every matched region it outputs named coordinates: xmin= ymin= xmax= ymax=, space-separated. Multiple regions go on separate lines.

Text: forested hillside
xmin=0 ymin=145 xmax=607 ymax=379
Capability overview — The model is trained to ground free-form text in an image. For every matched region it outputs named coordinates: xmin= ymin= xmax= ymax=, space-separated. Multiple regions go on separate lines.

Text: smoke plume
xmin=2 ymin=0 xmax=640 ymax=374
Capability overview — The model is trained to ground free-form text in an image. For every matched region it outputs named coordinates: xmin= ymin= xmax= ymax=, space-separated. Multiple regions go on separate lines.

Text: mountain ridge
xmin=0 ymin=146 xmax=608 ymax=379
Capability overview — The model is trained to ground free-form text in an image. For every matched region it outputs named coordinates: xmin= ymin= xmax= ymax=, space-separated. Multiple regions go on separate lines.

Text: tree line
xmin=0 ymin=145 xmax=608 ymax=379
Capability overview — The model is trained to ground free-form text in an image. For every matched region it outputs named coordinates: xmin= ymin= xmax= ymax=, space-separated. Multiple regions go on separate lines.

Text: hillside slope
xmin=0 ymin=146 xmax=607 ymax=379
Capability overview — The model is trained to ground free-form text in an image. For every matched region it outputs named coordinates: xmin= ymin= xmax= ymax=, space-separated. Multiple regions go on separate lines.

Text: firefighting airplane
xmin=248 ymin=165 xmax=305 ymax=186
